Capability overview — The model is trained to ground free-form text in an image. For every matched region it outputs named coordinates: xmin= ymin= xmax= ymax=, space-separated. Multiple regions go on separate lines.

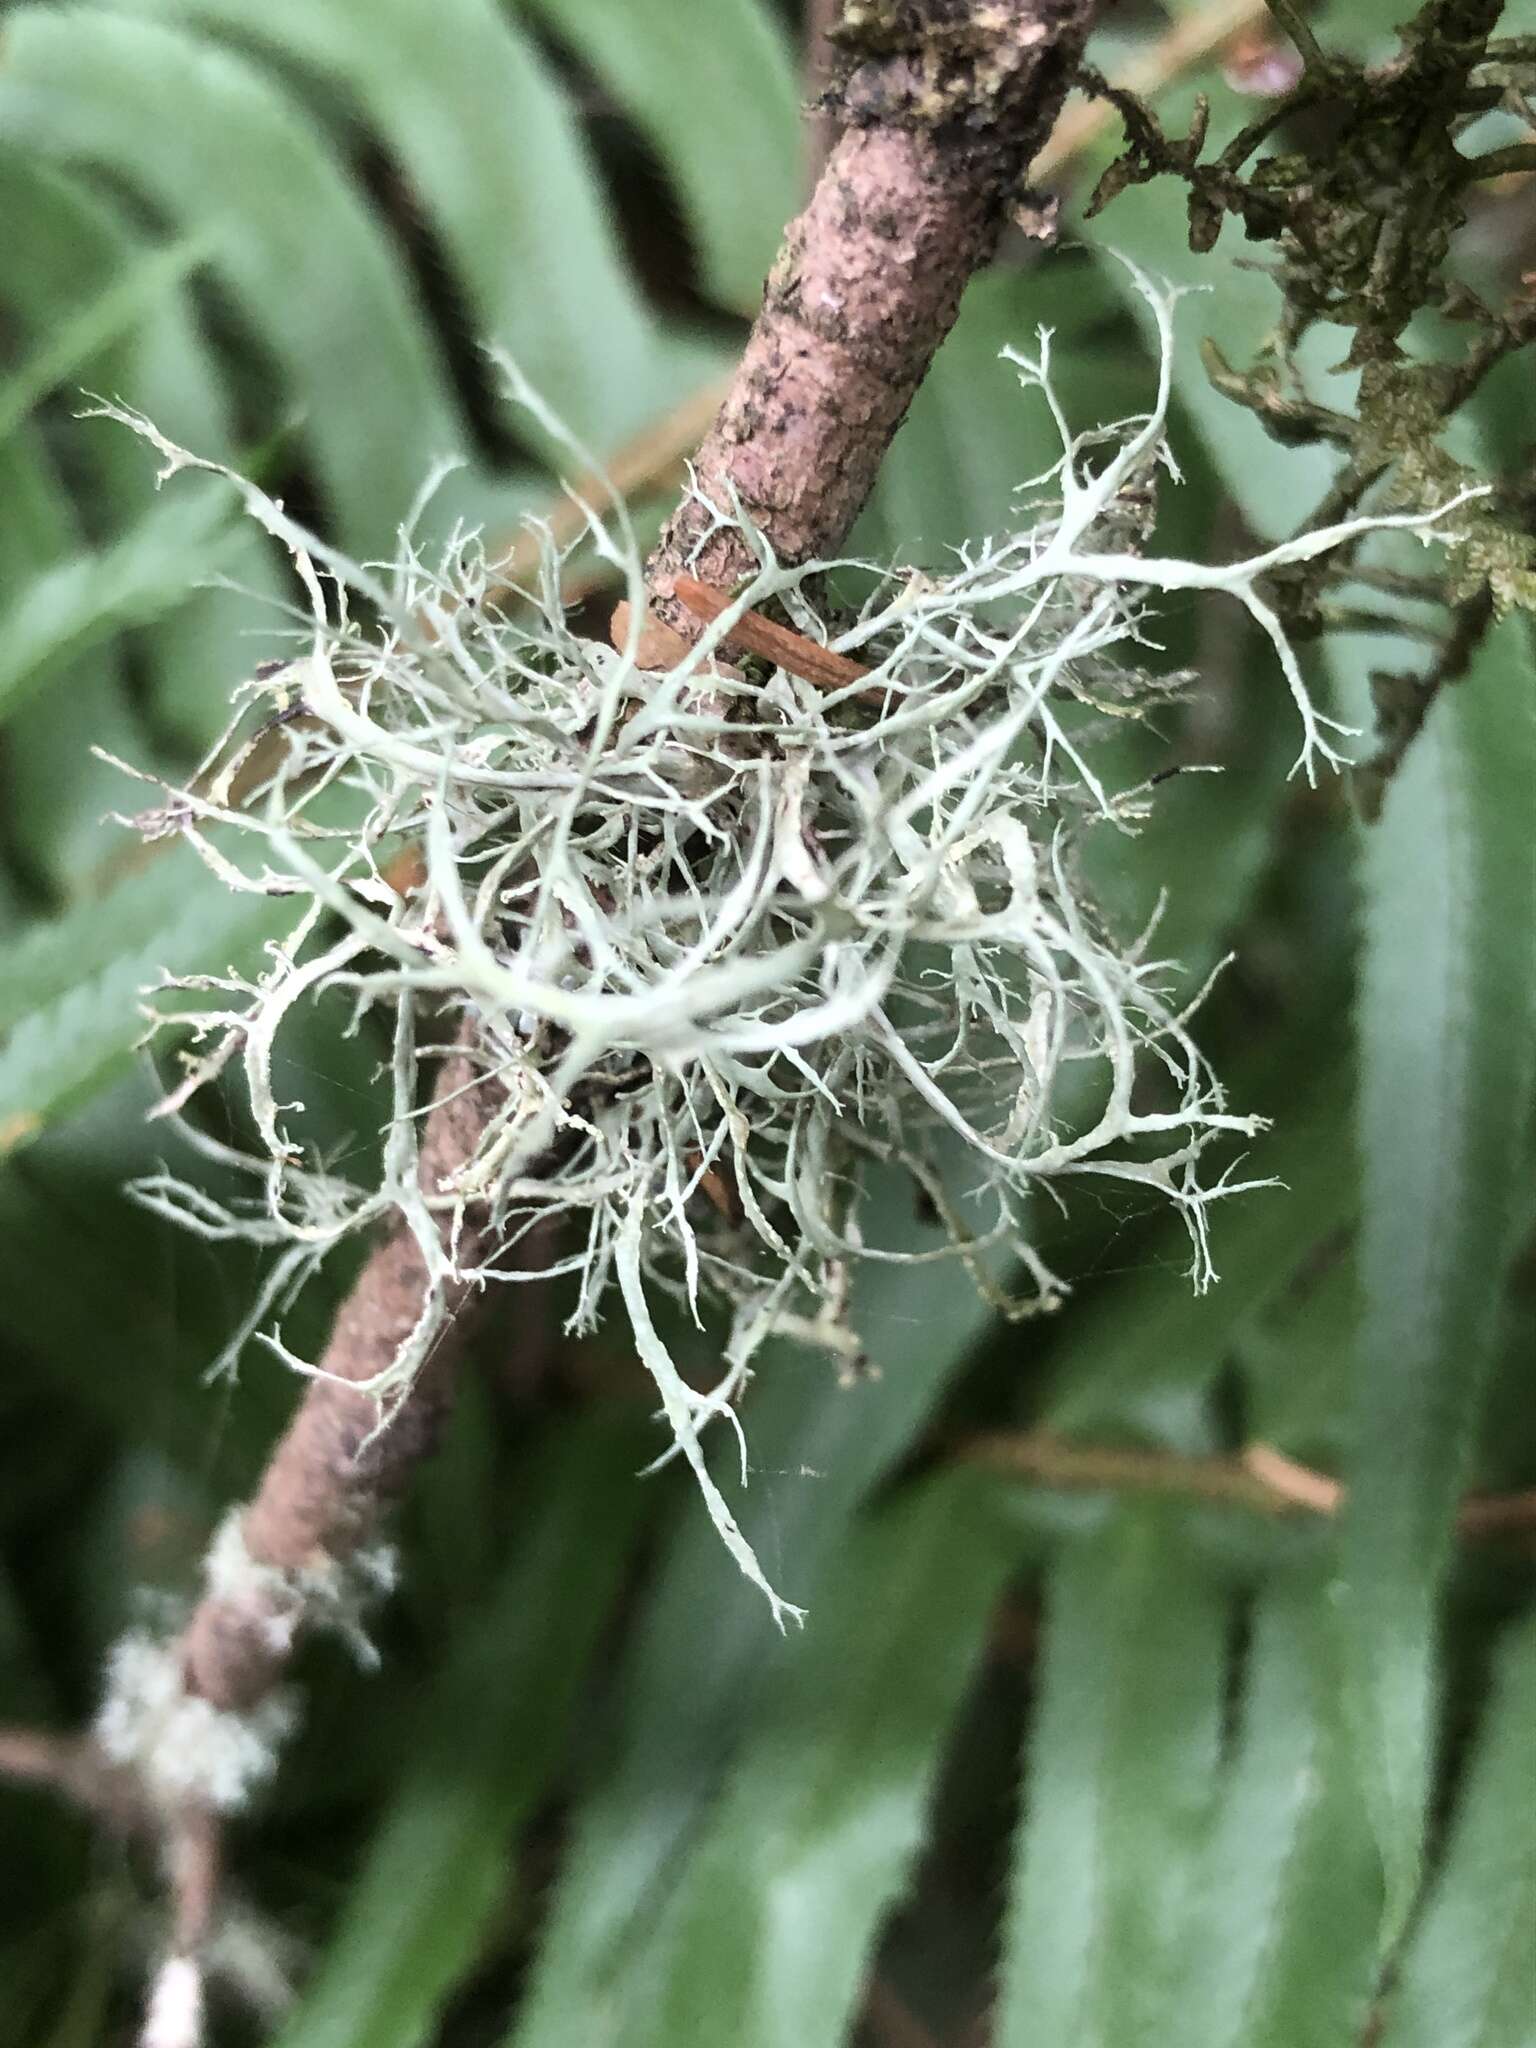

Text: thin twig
xmin=1034 ymin=0 xmax=1272 ymax=181
xmin=486 ymin=377 xmax=729 ymax=597
xmin=1241 ymin=1440 xmax=1344 ymax=1514
xmin=1457 ymin=1488 xmax=1536 ymax=1536
xmin=967 ymin=1431 xmax=1314 ymax=1514
xmin=964 ymin=1431 xmax=1536 ymax=1537
xmin=672 ymin=574 xmax=877 ymax=694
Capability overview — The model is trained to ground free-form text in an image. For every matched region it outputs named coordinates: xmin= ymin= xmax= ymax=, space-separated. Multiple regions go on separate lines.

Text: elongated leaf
xmin=0 ymin=152 xmax=184 ymax=877
xmin=1238 ymin=1236 xmax=1357 ymax=1468
xmin=509 ymin=1170 xmax=997 ymax=2048
xmin=0 ymin=430 xmax=145 ymax=890
xmin=614 ymin=1473 xmax=1024 ymax=2048
xmin=996 ymin=1507 xmax=1226 ymax=2048
xmin=1160 ymin=1584 xmax=1381 ymax=2048
xmin=0 ymin=240 xmax=202 ymax=448
xmin=0 ymin=846 xmax=288 ymax=1146
xmin=121 ymin=0 xmax=711 ymax=455
xmin=0 ymin=148 xmax=230 ymax=455
xmin=0 ymin=146 xmax=284 ymax=747
xmin=522 ymin=0 xmax=800 ymax=315
xmin=0 ymin=7 xmax=477 ymax=549
xmin=0 ymin=486 xmax=244 ymax=727
xmin=1379 ymin=1613 xmax=1536 ymax=2048
xmin=0 ymin=1077 xmax=289 ymax=1478
xmin=1344 ymin=612 xmax=1536 ymax=1934
xmin=275 ymin=1419 xmax=648 ymax=2048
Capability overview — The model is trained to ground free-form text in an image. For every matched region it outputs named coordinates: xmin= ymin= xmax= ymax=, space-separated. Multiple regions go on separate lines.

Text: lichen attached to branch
xmin=96 ymin=275 xmax=1476 ymax=1622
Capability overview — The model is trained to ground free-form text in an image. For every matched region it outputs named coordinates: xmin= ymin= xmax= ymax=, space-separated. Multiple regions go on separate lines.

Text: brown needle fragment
xmin=673 ymin=575 xmax=882 ymax=701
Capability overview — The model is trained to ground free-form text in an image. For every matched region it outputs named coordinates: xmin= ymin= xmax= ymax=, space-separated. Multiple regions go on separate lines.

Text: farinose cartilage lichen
xmin=97 ymin=274 xmax=1479 ymax=1625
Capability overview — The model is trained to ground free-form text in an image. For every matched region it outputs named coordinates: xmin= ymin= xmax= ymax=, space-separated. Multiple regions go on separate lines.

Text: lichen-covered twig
xmin=92 ymin=0 xmax=1112 ymax=1651
xmin=93 ymin=261 xmax=1483 ymax=1665
xmin=177 ymin=1025 xmax=499 ymax=1712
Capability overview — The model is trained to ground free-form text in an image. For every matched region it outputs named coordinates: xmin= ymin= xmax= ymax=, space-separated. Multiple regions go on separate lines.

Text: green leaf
xmin=120 ymin=0 xmax=713 ymax=454
xmin=0 ymin=239 xmax=203 ymax=448
xmin=1050 ymin=1047 xmax=1354 ymax=1438
xmin=0 ymin=146 xmax=285 ymax=748
xmin=521 ymin=0 xmax=800 ymax=316
xmin=1344 ymin=611 xmax=1536 ymax=1935
xmin=0 ymin=484 xmax=245 ymax=729
xmin=0 ymin=429 xmax=146 ymax=889
xmin=1160 ymin=1583 xmax=1381 ymax=2048
xmin=0 ymin=846 xmax=288 ymax=1144
xmin=0 ymin=1073 xmax=289 ymax=1478
xmin=1237 ymin=1237 xmax=1358 ymax=1469
xmin=274 ymin=1419 xmax=648 ymax=2048
xmin=0 ymin=147 xmax=232 ymax=454
xmin=509 ymin=1171 xmax=997 ymax=2048
xmin=1379 ymin=1613 xmax=1536 ymax=2048
xmin=0 ymin=7 xmax=477 ymax=550
xmin=611 ymin=1473 xmax=1024 ymax=2048
xmin=995 ymin=1508 xmax=1226 ymax=2048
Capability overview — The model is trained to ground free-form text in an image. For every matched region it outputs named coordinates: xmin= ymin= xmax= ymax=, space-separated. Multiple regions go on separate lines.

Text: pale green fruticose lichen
xmin=94 ymin=273 xmax=1480 ymax=1626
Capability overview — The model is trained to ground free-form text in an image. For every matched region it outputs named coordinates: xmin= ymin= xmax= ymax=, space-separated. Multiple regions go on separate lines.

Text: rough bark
xmin=646 ymin=0 xmax=1100 ymax=629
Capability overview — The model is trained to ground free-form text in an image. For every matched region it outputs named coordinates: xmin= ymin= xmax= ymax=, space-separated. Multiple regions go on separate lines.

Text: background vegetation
xmin=0 ymin=2 xmax=1531 ymax=2043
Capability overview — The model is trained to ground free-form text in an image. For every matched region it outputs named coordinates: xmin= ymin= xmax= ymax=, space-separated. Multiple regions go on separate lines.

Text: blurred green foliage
xmin=0 ymin=3 xmax=1531 ymax=2044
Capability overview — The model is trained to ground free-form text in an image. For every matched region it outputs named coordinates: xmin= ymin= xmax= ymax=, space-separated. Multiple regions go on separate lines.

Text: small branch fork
xmin=0 ymin=4 xmax=1101 ymax=2036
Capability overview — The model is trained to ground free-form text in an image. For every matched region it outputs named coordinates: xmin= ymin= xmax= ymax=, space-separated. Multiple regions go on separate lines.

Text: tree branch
xmin=646 ymin=0 xmax=1100 ymax=630
xmin=178 ymin=1024 xmax=502 ymax=1711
